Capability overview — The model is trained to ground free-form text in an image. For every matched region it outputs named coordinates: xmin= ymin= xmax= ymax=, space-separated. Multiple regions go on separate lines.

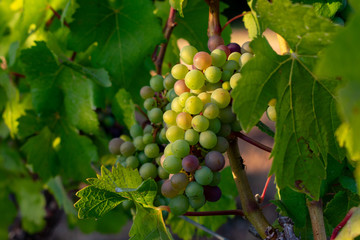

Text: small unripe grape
xmin=191 ymin=115 xmax=209 ymax=132
xmin=158 ymin=166 xmax=170 ymax=179
xmin=144 ymin=97 xmax=157 ymax=110
xmin=161 ymin=180 xmax=179 ymax=198
xmin=204 ymin=186 xmax=222 ymax=202
xmin=211 ymin=49 xmax=227 ymax=67
xmin=204 ymin=66 xmax=222 ymax=83
xmin=164 ymin=144 xmax=173 ymax=157
xmin=139 ymin=163 xmax=158 ymax=179
xmin=222 ymin=81 xmax=231 ymax=91
xmin=203 ymin=102 xmax=220 ymax=119
xmin=199 ymin=130 xmax=217 ymax=149
xmin=180 ymin=45 xmax=198 ymax=65
xmin=178 ymin=92 xmax=192 ymax=107
xmin=228 ymin=52 xmax=241 ymax=62
xmin=222 ymin=60 xmax=240 ymax=72
xmin=182 ymin=155 xmax=199 ymax=172
xmin=163 ymin=155 xmax=182 ymax=173
xmin=193 ymin=52 xmax=212 ymax=70
xmin=166 ymin=88 xmax=177 ymax=101
xmin=230 ymin=73 xmax=241 ymax=89
xmin=171 ymin=97 xmax=183 ymax=113
xmin=218 ymin=106 xmax=236 ymax=123
xmin=108 ymin=138 xmax=124 ymax=155
xmin=240 ymin=52 xmax=253 ymax=66
xmin=184 ymin=129 xmax=199 ymax=145
xmin=217 ymin=123 xmax=231 ymax=137
xmin=144 ymin=143 xmax=160 ymax=158
xmin=130 ymin=124 xmax=143 ymax=138
xmin=209 ymin=172 xmax=221 ymax=186
xmin=120 ymin=141 xmax=136 ymax=157
xmin=206 ymin=82 xmax=222 ymax=92
xmin=216 ymin=45 xmax=230 ymax=57
xmin=198 ymin=92 xmax=211 ymax=105
xmin=170 ymin=172 xmax=189 ymax=190
xmin=213 ymin=136 xmax=229 ymax=153
xmin=267 ymin=105 xmax=276 ymax=121
xmin=171 ymin=64 xmax=189 ymax=80
xmin=185 ymin=70 xmax=206 ymax=90
xmin=189 ymin=195 xmax=206 ymax=209
xmin=176 ymin=112 xmax=192 ymax=130
xmin=194 ymin=166 xmax=214 ymax=185
xmin=205 ymin=151 xmax=225 ymax=172
xmin=133 ymin=136 xmax=145 ymax=150
xmin=241 ymin=41 xmax=253 ymax=54
xmin=148 ymin=108 xmax=163 ymax=123
xmin=208 ymin=35 xmax=225 ymax=51
xmin=171 ymin=139 xmax=190 ymax=158
xmin=163 ymin=110 xmax=178 ymax=126
xmin=227 ymin=42 xmax=241 ymax=53
xmin=166 ymin=126 xmax=185 ymax=142
xmin=143 ymin=133 xmax=153 ymax=145
xmin=150 ymin=75 xmax=164 ymax=92
xmin=164 ymin=73 xmax=177 ymax=90
xmin=143 ymin=125 xmax=154 ymax=134
xmin=138 ymin=151 xmax=151 ymax=164
xmin=185 ymin=181 xmax=204 ymax=198
xmin=185 ymin=96 xmax=203 ymax=115
xmin=174 ymin=80 xmax=190 ymax=96
xmin=221 ymin=70 xmax=232 ymax=82
xmin=211 ymin=88 xmax=231 ymax=109
xmin=169 ymin=195 xmax=189 ymax=215
xmin=208 ymin=118 xmax=221 ymax=134
xmin=140 ymin=86 xmax=155 ymax=99
xmin=126 ymin=156 xmax=139 ymax=169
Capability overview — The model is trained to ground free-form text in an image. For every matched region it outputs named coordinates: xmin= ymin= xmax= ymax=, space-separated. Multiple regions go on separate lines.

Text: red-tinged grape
xmin=208 ymin=35 xmax=225 ymax=51
xmin=203 ymin=186 xmax=222 ymax=202
xmin=182 ymin=155 xmax=199 ymax=172
xmin=108 ymin=138 xmax=124 ymax=155
xmin=150 ymin=75 xmax=164 ymax=92
xmin=120 ymin=141 xmax=136 ymax=157
xmin=216 ymin=45 xmax=230 ymax=57
xmin=140 ymin=86 xmax=155 ymax=99
xmin=227 ymin=42 xmax=241 ymax=53
xmin=193 ymin=51 xmax=212 ymax=70
xmin=174 ymin=80 xmax=190 ymax=95
xmin=194 ymin=166 xmax=213 ymax=185
xmin=161 ymin=180 xmax=179 ymax=198
xmin=180 ymin=45 xmax=198 ymax=65
xmin=170 ymin=172 xmax=189 ymax=190
xmin=185 ymin=181 xmax=204 ymax=197
xmin=205 ymin=151 xmax=225 ymax=172
xmin=176 ymin=112 xmax=192 ymax=130
xmin=169 ymin=195 xmax=189 ymax=215
xmin=139 ymin=163 xmax=158 ymax=179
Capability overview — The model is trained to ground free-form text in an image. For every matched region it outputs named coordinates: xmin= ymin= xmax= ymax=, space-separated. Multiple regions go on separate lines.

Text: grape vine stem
xmin=221 ymin=12 xmax=249 ymax=33
xmin=184 ymin=209 xmax=244 ymax=216
xmin=231 ymin=131 xmax=272 ymax=153
xmin=135 ymin=104 xmax=149 ymax=120
xmin=330 ymin=208 xmax=355 ymax=240
xmin=307 ymin=199 xmax=327 ymax=240
xmin=205 ymin=0 xmax=222 ymax=37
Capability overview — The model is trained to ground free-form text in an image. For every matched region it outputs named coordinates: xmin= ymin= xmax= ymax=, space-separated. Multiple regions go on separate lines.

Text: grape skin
xmin=194 ymin=166 xmax=214 ymax=185
xmin=169 ymin=195 xmax=189 ymax=215
xmin=182 ymin=155 xmax=199 ymax=172
xmin=205 ymin=151 xmax=225 ymax=172
xmin=108 ymin=138 xmax=124 ymax=155
xmin=139 ymin=163 xmax=158 ymax=179
xmin=180 ymin=45 xmax=198 ymax=65
xmin=199 ymin=130 xmax=218 ymax=149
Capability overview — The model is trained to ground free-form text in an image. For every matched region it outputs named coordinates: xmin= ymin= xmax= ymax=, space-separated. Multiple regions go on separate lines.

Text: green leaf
xmin=291 ymin=0 xmax=343 ymax=18
xmin=11 ymin=178 xmax=46 ymax=233
xmin=68 ymin=0 xmax=163 ymax=91
xmin=0 ymin=142 xmax=26 ymax=174
xmin=335 ymin=207 xmax=360 ymax=240
xmin=21 ymin=127 xmax=59 ymax=180
xmin=17 ymin=110 xmax=44 ymax=139
xmin=170 ymin=0 xmax=186 ymax=17
xmin=339 ymin=175 xmax=358 ymax=194
xmin=129 ymin=204 xmax=173 ymax=240
xmin=0 ymin=189 xmax=17 ymax=239
xmin=47 ymin=176 xmax=77 ymax=215
xmin=324 ymin=191 xmax=350 ymax=227
xmin=112 ymin=89 xmax=135 ymax=130
xmin=244 ymin=0 xmax=264 ymax=39
xmin=167 ymin=216 xmax=195 ymax=240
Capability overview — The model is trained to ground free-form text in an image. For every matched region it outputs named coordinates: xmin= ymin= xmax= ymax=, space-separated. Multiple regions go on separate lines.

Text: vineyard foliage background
xmin=0 ymin=0 xmax=360 ymax=239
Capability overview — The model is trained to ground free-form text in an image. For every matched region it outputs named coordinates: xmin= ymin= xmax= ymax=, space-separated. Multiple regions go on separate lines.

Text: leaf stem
xmin=48 ymin=6 xmax=70 ymax=28
xmin=205 ymin=0 xmax=222 ymax=37
xmin=154 ymin=7 xmax=177 ymax=74
xmin=260 ymin=175 xmax=272 ymax=203
xmin=256 ymin=121 xmax=275 ymax=138
xmin=306 ymin=199 xmax=327 ymax=240
xmin=221 ymin=12 xmax=249 ymax=33
xmin=231 ymin=131 xmax=272 ymax=153
xmin=330 ymin=208 xmax=355 ymax=240
xmin=184 ymin=209 xmax=244 ymax=216
xmin=227 ymin=138 xmax=272 ymax=239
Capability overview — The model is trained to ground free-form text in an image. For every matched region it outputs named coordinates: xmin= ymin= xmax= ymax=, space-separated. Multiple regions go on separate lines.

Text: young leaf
xmin=291 ymin=0 xmax=343 ymax=18
xmin=112 ymin=89 xmax=135 ymax=130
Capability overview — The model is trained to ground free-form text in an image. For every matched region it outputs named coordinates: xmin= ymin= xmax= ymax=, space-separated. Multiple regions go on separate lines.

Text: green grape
xmin=184 ymin=129 xmax=199 ymax=145
xmin=158 ymin=128 xmax=168 ymax=144
xmin=184 ymin=70 xmax=206 ymax=90
xmin=193 ymin=51 xmax=212 ymax=70
xmin=267 ymin=105 xmax=276 ymax=121
xmin=170 ymin=172 xmax=189 ymax=190
xmin=120 ymin=141 xmax=136 ymax=157
xmin=194 ymin=166 xmax=213 ymax=185
xmin=217 ymin=123 xmax=231 ymax=137
xmin=171 ymin=64 xmax=189 ymax=80
xmin=143 ymin=124 xmax=154 ymax=134
xmin=213 ymin=136 xmax=229 ymax=153
xmin=143 ymin=133 xmax=153 ymax=145
xmin=165 ymin=103 xmax=172 ymax=111
xmin=163 ymin=110 xmax=178 ymax=126
xmin=161 ymin=180 xmax=179 ymax=198
xmin=230 ymin=73 xmax=241 ymax=89
xmin=211 ymin=88 xmax=231 ymax=109
xmin=108 ymin=138 xmax=124 ymax=155
xmin=164 ymin=73 xmax=177 ymax=90
xmin=178 ymin=92 xmax=192 ymax=107
xmin=164 ymin=143 xmax=173 ymax=157
xmin=115 ymin=155 xmax=126 ymax=166
xmin=222 ymin=60 xmax=240 ymax=72
xmin=218 ymin=106 xmax=236 ymax=123
xmin=241 ymin=41 xmax=252 ymax=54
xmin=221 ymin=70 xmax=232 ymax=82
xmin=185 ymin=181 xmax=204 ymax=198
xmin=198 ymin=92 xmax=211 ymax=105
xmin=206 ymin=82 xmax=222 ymax=92
xmin=163 ymin=155 xmax=182 ymax=173
xmin=130 ymin=124 xmax=143 ymax=138
xmin=174 ymin=80 xmax=190 ymax=96
xmin=209 ymin=172 xmax=221 ymax=186
xmin=185 ymin=96 xmax=203 ymax=115
xmin=138 ymin=151 xmax=151 ymax=164
xmin=203 ymin=103 xmax=220 ymax=119
xmin=171 ymin=97 xmax=183 ymax=113
xmin=166 ymin=88 xmax=177 ymax=101
xmin=208 ymin=118 xmax=221 ymax=134
xmin=169 ymin=195 xmax=189 ymax=215
xmin=204 ymin=66 xmax=222 ymax=83
xmin=139 ymin=163 xmax=158 ymax=179
xmin=133 ymin=136 xmax=145 ymax=150
xmin=171 ymin=139 xmax=190 ymax=158
xmin=126 ymin=156 xmax=139 ymax=169
xmin=144 ymin=97 xmax=157 ymax=110
xmin=231 ymin=120 xmax=242 ymax=132
xmin=120 ymin=134 xmax=132 ymax=142
xmin=140 ymin=86 xmax=155 ymax=99
xmin=158 ymin=166 xmax=170 ymax=179
xmin=144 ymin=143 xmax=160 ymax=158
xmin=166 ymin=125 xmax=185 ymax=142
xmin=148 ymin=108 xmax=163 ymax=124
xmin=180 ymin=45 xmax=198 ymax=65
xmin=222 ymin=81 xmax=231 ymax=91
xmin=199 ymin=130 xmax=217 ymax=149
xmin=191 ymin=115 xmax=209 ymax=132
xmin=240 ymin=52 xmax=253 ymax=66
xmin=150 ymin=75 xmax=164 ymax=92
xmin=176 ymin=112 xmax=192 ymax=130
xmin=210 ymin=49 xmax=227 ymax=67
xmin=189 ymin=195 xmax=206 ymax=209
xmin=228 ymin=52 xmax=241 ymax=62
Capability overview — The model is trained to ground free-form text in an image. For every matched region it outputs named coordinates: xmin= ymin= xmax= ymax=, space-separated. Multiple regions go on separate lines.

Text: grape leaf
xmin=129 ymin=204 xmax=173 ymax=240
xmin=112 ymin=89 xmax=135 ymax=130
xmin=291 ymin=0 xmax=343 ymax=18
xmin=21 ymin=127 xmax=59 ymax=180
xmin=17 ymin=110 xmax=45 ymax=139
xmin=244 ymin=0 xmax=264 ymax=39
xmin=67 ymin=0 xmax=163 ymax=92
xmin=335 ymin=207 xmax=360 ymax=240
xmin=0 ymin=142 xmax=26 ymax=174
xmin=167 ymin=215 xmax=196 ymax=240
xmin=47 ymin=176 xmax=77 ymax=215
xmin=170 ymin=0 xmax=187 ymax=17
xmin=0 ymin=189 xmax=16 ymax=239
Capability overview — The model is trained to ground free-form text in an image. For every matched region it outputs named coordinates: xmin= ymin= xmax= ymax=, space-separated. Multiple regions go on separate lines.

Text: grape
xmin=211 ymin=88 xmax=231 ymax=109
xmin=166 ymin=126 xmax=185 ymax=142
xmin=241 ymin=41 xmax=252 ymax=54
xmin=231 ymin=120 xmax=242 ymax=132
xmin=120 ymin=135 xmax=132 ymax=142
xmin=164 ymin=144 xmax=173 ymax=157
xmin=211 ymin=49 xmax=227 ymax=67
xmin=182 ymin=155 xmax=199 ymax=172
xmin=203 ymin=186 xmax=222 ymax=202
xmin=193 ymin=52 xmax=212 ymax=70
xmin=133 ymin=136 xmax=145 ymax=150
xmin=215 ymin=45 xmax=230 ymax=57
xmin=240 ymin=52 xmax=253 ymax=66
xmin=191 ymin=115 xmax=209 ymax=132
xmin=185 ymin=96 xmax=203 ymax=115
xmin=198 ymin=92 xmax=211 ymax=105
xmin=165 ymin=103 xmax=172 ymax=111
xmin=180 ymin=45 xmax=198 ymax=65
xmin=268 ymin=98 xmax=277 ymax=107
xmin=213 ymin=136 xmax=229 ymax=153
xmin=222 ymin=81 xmax=231 ymax=91
xmin=267 ymin=105 xmax=276 ymax=121
xmin=144 ymin=143 xmax=160 ymax=158
xmin=130 ymin=124 xmax=143 ymax=138
xmin=218 ymin=123 xmax=231 ymax=137
xmin=194 ymin=166 xmax=214 ymax=185
xmin=174 ymin=80 xmax=190 ymax=95
xmin=178 ymin=92 xmax=192 ymax=107
xmin=158 ymin=166 xmax=170 ymax=179
xmin=140 ymin=86 xmax=155 ymax=99
xmin=206 ymin=82 xmax=222 ymax=92
xmin=144 ymin=124 xmax=154 ymax=134
xmin=176 ymin=112 xmax=192 ymax=130
xmin=208 ymin=35 xmax=225 ymax=51
xmin=143 ymin=133 xmax=153 ymax=145
xmin=126 ymin=156 xmax=139 ymax=169
xmin=221 ymin=70 xmax=232 ymax=82
xmin=166 ymin=88 xmax=177 ymax=101
xmin=164 ymin=73 xmax=177 ymax=90
xmin=116 ymin=156 xmax=126 ymax=166
xmin=333 ymin=16 xmax=345 ymax=26
xmin=153 ymin=195 xmax=167 ymax=207
xmin=227 ymin=42 xmax=241 ymax=53
xmin=204 ymin=66 xmax=222 ymax=83
xmin=138 ymin=151 xmax=151 ymax=164
xmin=163 ymin=110 xmax=178 ymax=126
xmin=161 ymin=180 xmax=179 ymax=198
xmin=189 ymin=195 xmax=206 ymax=209
xmin=108 ymin=138 xmax=124 ymax=155
xmin=228 ymin=52 xmax=241 ymax=63
xmin=171 ymin=139 xmax=190 ymax=158
xmin=184 ymin=129 xmax=199 ymax=145
xmin=185 ymin=181 xmax=204 ymax=198
xmin=172 ymin=64 xmax=189 ymax=80
xmin=184 ymin=70 xmax=206 ymax=90
xmin=218 ymin=106 xmax=236 ymax=123
xmin=122 ymin=200 xmax=135 ymax=210
xmin=209 ymin=172 xmax=221 ymax=186
xmin=163 ymin=155 xmax=182 ymax=173
xmin=158 ymin=128 xmax=168 ymax=144
xmin=148 ymin=108 xmax=163 ymax=123
xmin=144 ymin=97 xmax=157 ymax=110
xmin=205 ymin=151 xmax=225 ymax=171
xmin=150 ymin=75 xmax=164 ymax=92
xmin=203 ymin=103 xmax=220 ymax=119
xmin=230 ymin=72 xmax=241 ymax=89
xmin=170 ymin=172 xmax=189 ymax=190
xmin=120 ymin=141 xmax=136 ymax=157
xmin=169 ymin=195 xmax=189 ymax=215
xmin=171 ymin=97 xmax=183 ymax=113
xmin=169 ymin=0 xmax=188 ymax=9
xmin=139 ymin=163 xmax=158 ymax=179
xmin=199 ymin=130 xmax=217 ymax=149
xmin=208 ymin=118 xmax=221 ymax=134
xmin=222 ymin=60 xmax=240 ymax=72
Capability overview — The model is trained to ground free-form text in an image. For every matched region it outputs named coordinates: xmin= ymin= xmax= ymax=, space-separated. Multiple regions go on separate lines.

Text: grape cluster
xmin=108 ymin=40 xmax=256 ymax=216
